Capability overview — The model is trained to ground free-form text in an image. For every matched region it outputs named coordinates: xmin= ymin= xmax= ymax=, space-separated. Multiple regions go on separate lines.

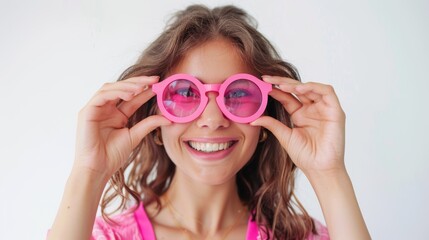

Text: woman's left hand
xmin=251 ymin=76 xmax=346 ymax=177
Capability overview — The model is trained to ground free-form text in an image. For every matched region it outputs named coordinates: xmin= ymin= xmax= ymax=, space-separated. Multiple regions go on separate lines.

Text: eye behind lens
xmin=163 ymin=79 xmax=202 ymax=118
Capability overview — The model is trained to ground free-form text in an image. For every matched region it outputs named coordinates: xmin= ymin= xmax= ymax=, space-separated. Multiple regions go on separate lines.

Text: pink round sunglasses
xmin=152 ymin=73 xmax=272 ymax=123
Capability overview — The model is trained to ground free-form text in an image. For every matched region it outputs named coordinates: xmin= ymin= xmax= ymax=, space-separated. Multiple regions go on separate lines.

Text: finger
xmin=250 ymin=116 xmax=292 ymax=150
xmin=117 ymin=89 xmax=155 ymax=118
xmin=129 ymin=115 xmax=172 ymax=149
xmin=262 ymin=76 xmax=313 ymax=104
xmin=121 ymin=75 xmax=160 ymax=85
xmin=269 ymin=88 xmax=302 ymax=115
xmin=89 ymin=89 xmax=137 ymax=107
xmin=262 ymin=75 xmax=300 ymax=85
xmin=262 ymin=76 xmax=300 ymax=94
xmin=295 ymin=82 xmax=341 ymax=107
xmin=99 ymin=81 xmax=147 ymax=93
xmin=99 ymin=76 xmax=159 ymax=93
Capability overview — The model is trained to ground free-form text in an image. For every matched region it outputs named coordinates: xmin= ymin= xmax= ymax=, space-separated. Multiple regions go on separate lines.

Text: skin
xmin=47 ymin=38 xmax=370 ymax=240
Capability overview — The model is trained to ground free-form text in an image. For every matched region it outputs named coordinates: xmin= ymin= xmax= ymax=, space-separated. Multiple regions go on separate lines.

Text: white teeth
xmin=188 ymin=141 xmax=234 ymax=152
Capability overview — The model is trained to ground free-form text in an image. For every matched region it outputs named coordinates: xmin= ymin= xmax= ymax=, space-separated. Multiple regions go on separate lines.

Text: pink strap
xmin=246 ymin=215 xmax=260 ymax=240
xmin=134 ymin=203 xmax=156 ymax=240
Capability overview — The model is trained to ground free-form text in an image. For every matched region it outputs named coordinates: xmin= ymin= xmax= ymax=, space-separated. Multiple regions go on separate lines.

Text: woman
xmin=48 ymin=5 xmax=370 ymax=239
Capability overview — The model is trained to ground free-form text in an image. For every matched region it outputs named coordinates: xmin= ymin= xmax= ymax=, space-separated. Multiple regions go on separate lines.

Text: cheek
xmin=160 ymin=124 xmax=187 ymax=158
xmin=242 ymin=126 xmax=261 ymax=155
xmin=247 ymin=126 xmax=261 ymax=142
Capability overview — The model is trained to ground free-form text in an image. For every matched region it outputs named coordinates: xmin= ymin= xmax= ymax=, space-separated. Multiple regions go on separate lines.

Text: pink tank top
xmin=92 ymin=202 xmax=329 ymax=239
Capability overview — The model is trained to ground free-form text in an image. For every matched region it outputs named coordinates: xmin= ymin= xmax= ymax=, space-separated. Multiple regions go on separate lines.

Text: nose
xmin=196 ymin=92 xmax=230 ymax=129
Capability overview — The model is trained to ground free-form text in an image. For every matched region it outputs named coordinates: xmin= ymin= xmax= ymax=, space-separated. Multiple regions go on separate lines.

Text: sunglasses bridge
xmin=200 ymin=84 xmax=221 ymax=95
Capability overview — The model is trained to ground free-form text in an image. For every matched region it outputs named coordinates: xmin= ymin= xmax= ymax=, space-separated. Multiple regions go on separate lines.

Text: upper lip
xmin=182 ymin=137 xmax=239 ymax=143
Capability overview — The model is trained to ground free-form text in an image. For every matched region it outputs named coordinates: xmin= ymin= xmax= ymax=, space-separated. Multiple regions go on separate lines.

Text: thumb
xmin=129 ymin=115 xmax=171 ymax=149
xmin=251 ymin=116 xmax=292 ymax=150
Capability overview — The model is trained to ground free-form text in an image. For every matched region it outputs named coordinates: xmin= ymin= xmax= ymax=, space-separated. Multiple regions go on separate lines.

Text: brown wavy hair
xmin=101 ymin=4 xmax=317 ymax=239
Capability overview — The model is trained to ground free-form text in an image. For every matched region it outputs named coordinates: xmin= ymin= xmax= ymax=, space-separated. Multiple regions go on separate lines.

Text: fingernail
xmin=261 ymin=75 xmax=272 ymax=79
xmin=295 ymin=85 xmax=305 ymax=92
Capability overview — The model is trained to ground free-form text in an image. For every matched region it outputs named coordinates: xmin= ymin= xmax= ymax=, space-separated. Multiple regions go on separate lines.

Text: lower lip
xmin=184 ymin=142 xmax=236 ymax=161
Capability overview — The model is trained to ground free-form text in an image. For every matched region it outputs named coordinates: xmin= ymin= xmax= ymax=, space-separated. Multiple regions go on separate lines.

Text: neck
xmin=163 ymin=171 xmax=246 ymax=235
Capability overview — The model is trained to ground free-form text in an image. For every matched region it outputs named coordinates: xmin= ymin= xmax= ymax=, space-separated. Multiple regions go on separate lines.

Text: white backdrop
xmin=1 ymin=0 xmax=428 ymax=239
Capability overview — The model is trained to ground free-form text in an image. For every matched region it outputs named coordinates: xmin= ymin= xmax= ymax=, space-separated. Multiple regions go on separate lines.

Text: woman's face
xmin=160 ymin=38 xmax=261 ymax=185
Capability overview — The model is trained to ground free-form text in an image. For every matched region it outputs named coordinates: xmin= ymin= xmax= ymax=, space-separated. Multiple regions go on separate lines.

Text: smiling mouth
xmin=187 ymin=141 xmax=237 ymax=153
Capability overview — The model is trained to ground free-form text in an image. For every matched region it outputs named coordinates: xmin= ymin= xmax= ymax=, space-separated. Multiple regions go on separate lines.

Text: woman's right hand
xmin=73 ymin=76 xmax=171 ymax=181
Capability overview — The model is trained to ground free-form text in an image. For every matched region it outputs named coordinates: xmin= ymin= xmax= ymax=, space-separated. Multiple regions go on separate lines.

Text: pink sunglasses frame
xmin=152 ymin=73 xmax=272 ymax=123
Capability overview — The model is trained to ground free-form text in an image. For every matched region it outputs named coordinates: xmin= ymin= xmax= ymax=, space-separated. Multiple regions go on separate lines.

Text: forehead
xmin=170 ymin=38 xmax=254 ymax=84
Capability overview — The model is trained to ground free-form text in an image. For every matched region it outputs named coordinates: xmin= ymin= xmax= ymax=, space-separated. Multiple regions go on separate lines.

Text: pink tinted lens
xmin=224 ymin=79 xmax=262 ymax=117
xmin=162 ymin=79 xmax=201 ymax=117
